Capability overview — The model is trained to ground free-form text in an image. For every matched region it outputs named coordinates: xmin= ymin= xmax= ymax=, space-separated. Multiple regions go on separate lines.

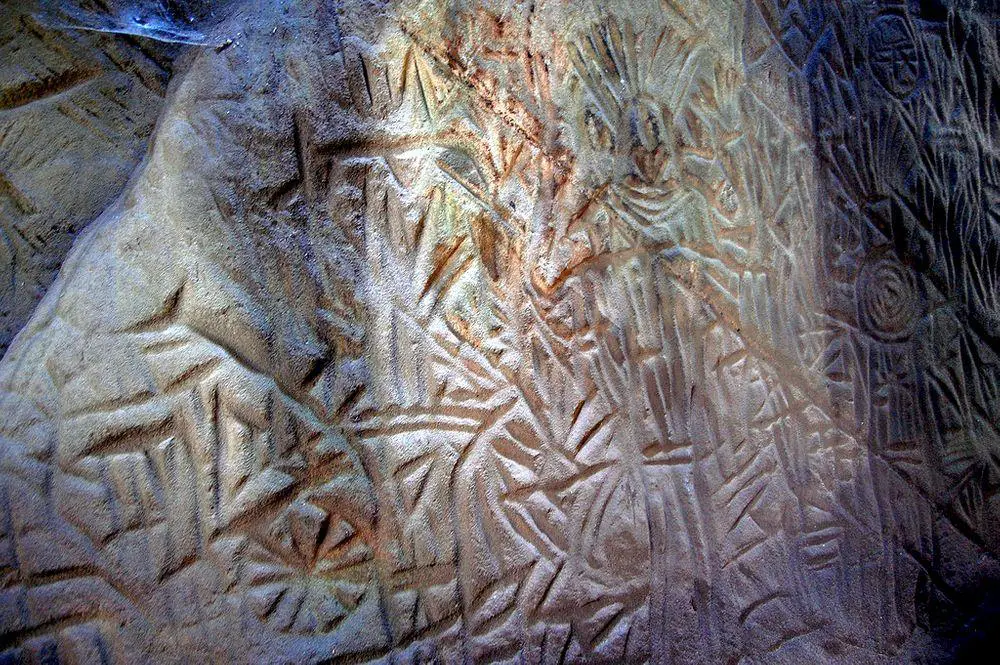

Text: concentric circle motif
xmin=856 ymin=248 xmax=923 ymax=342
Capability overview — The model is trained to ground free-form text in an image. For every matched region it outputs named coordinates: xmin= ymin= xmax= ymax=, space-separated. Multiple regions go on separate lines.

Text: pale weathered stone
xmin=2 ymin=0 xmax=1000 ymax=663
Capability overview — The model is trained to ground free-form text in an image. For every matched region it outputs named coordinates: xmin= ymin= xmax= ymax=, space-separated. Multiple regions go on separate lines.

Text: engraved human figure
xmin=0 ymin=1 xmax=997 ymax=663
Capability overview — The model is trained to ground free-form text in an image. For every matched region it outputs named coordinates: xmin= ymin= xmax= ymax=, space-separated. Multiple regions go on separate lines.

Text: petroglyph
xmin=2 ymin=0 xmax=1000 ymax=662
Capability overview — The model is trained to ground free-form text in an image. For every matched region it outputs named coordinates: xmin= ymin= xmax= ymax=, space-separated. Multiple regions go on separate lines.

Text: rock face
xmin=0 ymin=2 xmax=177 ymax=354
xmin=1 ymin=0 xmax=1000 ymax=662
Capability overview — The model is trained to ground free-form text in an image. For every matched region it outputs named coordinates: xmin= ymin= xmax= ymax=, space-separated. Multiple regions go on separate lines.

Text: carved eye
xmin=436 ymin=147 xmax=486 ymax=192
xmin=584 ymin=108 xmax=613 ymax=151
xmin=630 ymin=99 xmax=663 ymax=152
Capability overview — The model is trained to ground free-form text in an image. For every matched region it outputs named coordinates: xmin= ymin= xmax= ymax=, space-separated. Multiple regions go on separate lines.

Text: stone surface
xmin=1 ymin=0 xmax=1000 ymax=662
xmin=0 ymin=1 xmax=177 ymax=354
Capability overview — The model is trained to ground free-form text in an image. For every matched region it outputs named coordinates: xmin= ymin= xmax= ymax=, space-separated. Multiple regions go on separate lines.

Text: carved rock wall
xmin=0 ymin=1 xmax=177 ymax=353
xmin=1 ymin=0 xmax=999 ymax=663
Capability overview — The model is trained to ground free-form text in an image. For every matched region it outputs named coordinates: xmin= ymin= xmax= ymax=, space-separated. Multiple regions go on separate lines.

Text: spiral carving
xmin=856 ymin=248 xmax=923 ymax=342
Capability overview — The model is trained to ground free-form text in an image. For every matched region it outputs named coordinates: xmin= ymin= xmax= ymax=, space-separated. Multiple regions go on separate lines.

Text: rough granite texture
xmin=2 ymin=0 xmax=1000 ymax=663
